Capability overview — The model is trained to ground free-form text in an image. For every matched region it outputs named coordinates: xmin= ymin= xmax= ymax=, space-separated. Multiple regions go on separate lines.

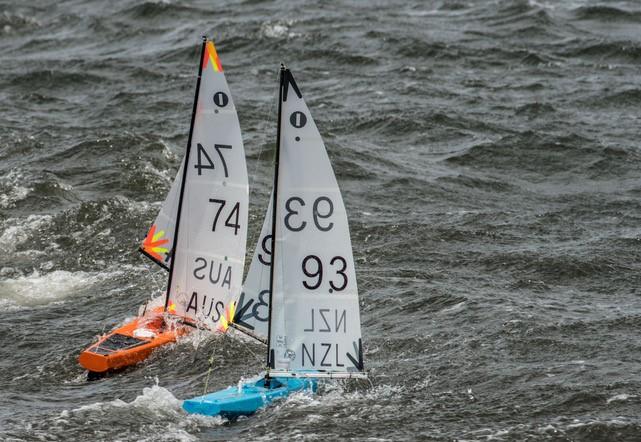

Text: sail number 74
xmin=194 ymin=143 xmax=232 ymax=177
xmin=208 ymin=199 xmax=241 ymax=235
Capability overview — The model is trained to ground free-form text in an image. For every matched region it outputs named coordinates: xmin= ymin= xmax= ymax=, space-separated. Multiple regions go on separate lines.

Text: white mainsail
xmin=140 ymin=159 xmax=184 ymax=270
xmin=233 ymin=197 xmax=273 ymax=340
xmin=268 ymin=68 xmax=364 ymax=375
xmin=166 ymin=41 xmax=249 ymax=331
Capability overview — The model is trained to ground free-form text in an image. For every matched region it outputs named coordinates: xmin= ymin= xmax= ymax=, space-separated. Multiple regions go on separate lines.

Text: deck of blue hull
xmin=182 ymin=376 xmax=317 ymax=418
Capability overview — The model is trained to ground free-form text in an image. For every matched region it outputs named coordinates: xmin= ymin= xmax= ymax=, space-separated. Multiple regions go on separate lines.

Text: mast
xmin=164 ymin=36 xmax=208 ymax=311
xmin=266 ymin=65 xmax=286 ymax=370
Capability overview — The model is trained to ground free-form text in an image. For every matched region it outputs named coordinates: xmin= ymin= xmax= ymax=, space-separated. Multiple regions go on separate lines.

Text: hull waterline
xmin=182 ymin=375 xmax=317 ymax=418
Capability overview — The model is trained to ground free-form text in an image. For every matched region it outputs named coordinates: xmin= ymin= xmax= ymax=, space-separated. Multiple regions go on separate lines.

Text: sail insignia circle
xmin=290 ymin=111 xmax=307 ymax=128
xmin=213 ymin=91 xmax=229 ymax=107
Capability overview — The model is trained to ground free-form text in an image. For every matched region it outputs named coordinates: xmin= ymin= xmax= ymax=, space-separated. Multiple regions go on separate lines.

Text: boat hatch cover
xmin=91 ymin=334 xmax=147 ymax=355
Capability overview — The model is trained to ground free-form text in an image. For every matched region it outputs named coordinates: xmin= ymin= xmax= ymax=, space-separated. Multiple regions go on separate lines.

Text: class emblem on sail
xmin=79 ymin=37 xmax=249 ymax=377
xmin=183 ymin=65 xmax=366 ymax=418
xmin=141 ymin=225 xmax=170 ymax=262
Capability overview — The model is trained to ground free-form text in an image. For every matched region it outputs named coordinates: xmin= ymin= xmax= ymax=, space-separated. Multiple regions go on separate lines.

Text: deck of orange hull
xmin=78 ymin=309 xmax=194 ymax=373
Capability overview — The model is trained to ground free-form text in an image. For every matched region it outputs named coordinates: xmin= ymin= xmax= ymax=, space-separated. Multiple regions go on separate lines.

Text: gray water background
xmin=1 ymin=0 xmax=641 ymax=440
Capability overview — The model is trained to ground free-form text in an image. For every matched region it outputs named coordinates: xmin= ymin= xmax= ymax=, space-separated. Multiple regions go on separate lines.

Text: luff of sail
xmin=232 ymin=196 xmax=273 ymax=341
xmin=140 ymin=159 xmax=184 ymax=270
xmin=267 ymin=68 xmax=365 ymax=376
xmin=167 ymin=41 xmax=249 ymax=331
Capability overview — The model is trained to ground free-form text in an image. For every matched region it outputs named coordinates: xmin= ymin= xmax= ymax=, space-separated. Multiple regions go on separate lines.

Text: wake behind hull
xmin=182 ymin=376 xmax=317 ymax=418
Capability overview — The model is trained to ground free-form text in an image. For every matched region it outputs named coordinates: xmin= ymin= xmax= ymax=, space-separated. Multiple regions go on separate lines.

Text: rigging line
xmin=138 ymin=253 xmax=164 ymax=299
xmin=247 ymin=68 xmax=281 ymax=215
xmin=140 ymin=253 xmax=159 ymax=288
xmin=237 ymin=333 xmax=264 ymax=365
xmin=202 ymin=333 xmax=222 ymax=397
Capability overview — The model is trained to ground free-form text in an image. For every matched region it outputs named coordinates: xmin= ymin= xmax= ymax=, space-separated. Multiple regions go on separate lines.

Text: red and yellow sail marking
xmin=141 ymin=225 xmax=169 ymax=262
xmin=217 ymin=301 xmax=236 ymax=332
xmin=202 ymin=41 xmax=223 ymax=72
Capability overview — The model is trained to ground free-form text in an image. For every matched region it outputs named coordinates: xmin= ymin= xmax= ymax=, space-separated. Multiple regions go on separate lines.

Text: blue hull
xmin=182 ymin=376 xmax=317 ymax=418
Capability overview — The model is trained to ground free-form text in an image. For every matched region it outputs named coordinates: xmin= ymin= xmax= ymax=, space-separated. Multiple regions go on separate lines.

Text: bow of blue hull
xmin=183 ymin=376 xmax=318 ymax=418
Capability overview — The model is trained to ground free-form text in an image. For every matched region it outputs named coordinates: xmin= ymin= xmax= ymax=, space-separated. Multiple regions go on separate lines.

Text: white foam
xmin=0 ymin=268 xmax=125 ymax=309
xmin=0 ymin=169 xmax=33 ymax=208
xmin=260 ymin=20 xmax=299 ymax=39
xmin=607 ymin=393 xmax=634 ymax=404
xmin=63 ymin=381 xmax=224 ymax=440
xmin=0 ymin=214 xmax=53 ymax=252
xmin=130 ymin=383 xmax=184 ymax=411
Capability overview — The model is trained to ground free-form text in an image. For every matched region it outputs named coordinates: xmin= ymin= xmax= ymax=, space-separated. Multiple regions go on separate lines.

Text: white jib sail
xmin=233 ymin=197 xmax=273 ymax=340
xmin=269 ymin=69 xmax=364 ymax=374
xmin=168 ymin=41 xmax=249 ymax=331
xmin=140 ymin=159 xmax=184 ymax=270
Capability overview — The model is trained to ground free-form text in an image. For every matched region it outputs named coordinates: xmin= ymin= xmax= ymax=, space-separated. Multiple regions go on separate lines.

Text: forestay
xmin=140 ymin=159 xmax=184 ymax=270
xmin=233 ymin=197 xmax=273 ymax=340
xmin=268 ymin=69 xmax=364 ymax=374
xmin=167 ymin=41 xmax=249 ymax=330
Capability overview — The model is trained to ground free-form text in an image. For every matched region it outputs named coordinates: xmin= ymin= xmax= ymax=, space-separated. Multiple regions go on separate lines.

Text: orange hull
xmin=78 ymin=309 xmax=194 ymax=374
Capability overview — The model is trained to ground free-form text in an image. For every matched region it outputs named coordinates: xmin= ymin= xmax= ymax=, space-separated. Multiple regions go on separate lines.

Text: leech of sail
xmin=265 ymin=67 xmax=366 ymax=378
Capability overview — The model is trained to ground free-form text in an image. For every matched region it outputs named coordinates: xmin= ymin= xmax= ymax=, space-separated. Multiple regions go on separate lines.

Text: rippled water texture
xmin=2 ymin=0 xmax=641 ymax=440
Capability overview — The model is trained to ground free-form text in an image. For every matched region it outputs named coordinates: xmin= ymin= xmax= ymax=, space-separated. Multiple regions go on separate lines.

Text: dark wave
xmin=574 ymin=5 xmax=641 ymax=23
xmin=445 ymin=131 xmax=600 ymax=176
xmin=598 ymin=88 xmax=641 ymax=107
xmin=395 ymin=38 xmax=457 ymax=59
xmin=436 ymin=174 xmax=516 ymax=193
xmin=2 ymin=0 xmax=641 ymax=440
xmin=566 ymin=421 xmax=641 ymax=441
xmin=8 ymin=70 xmax=107 ymax=89
xmin=515 ymin=102 xmax=556 ymax=117
xmin=480 ymin=0 xmax=555 ymax=28
xmin=481 ymin=251 xmax=631 ymax=285
xmin=119 ymin=2 xmax=206 ymax=19
xmin=561 ymin=40 xmax=641 ymax=63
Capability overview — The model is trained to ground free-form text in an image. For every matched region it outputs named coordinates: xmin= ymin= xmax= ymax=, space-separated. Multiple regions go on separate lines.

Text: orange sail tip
xmin=217 ymin=301 xmax=236 ymax=333
xmin=142 ymin=224 xmax=169 ymax=261
xmin=203 ymin=40 xmax=223 ymax=72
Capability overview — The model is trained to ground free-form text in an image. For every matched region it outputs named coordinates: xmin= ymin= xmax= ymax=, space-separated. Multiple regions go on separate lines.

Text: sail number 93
xmin=284 ymin=196 xmax=334 ymax=232
xmin=302 ymin=255 xmax=348 ymax=292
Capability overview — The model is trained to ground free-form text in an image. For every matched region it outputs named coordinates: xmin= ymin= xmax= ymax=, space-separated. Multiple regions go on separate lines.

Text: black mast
xmin=266 ymin=65 xmax=287 ymax=374
xmin=164 ymin=36 xmax=208 ymax=311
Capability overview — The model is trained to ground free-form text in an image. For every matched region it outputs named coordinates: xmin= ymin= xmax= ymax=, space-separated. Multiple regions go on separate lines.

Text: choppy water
xmin=2 ymin=0 xmax=641 ymax=440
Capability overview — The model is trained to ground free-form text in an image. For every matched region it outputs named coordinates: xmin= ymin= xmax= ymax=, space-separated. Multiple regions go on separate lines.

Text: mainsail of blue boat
xmin=183 ymin=65 xmax=367 ymax=418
